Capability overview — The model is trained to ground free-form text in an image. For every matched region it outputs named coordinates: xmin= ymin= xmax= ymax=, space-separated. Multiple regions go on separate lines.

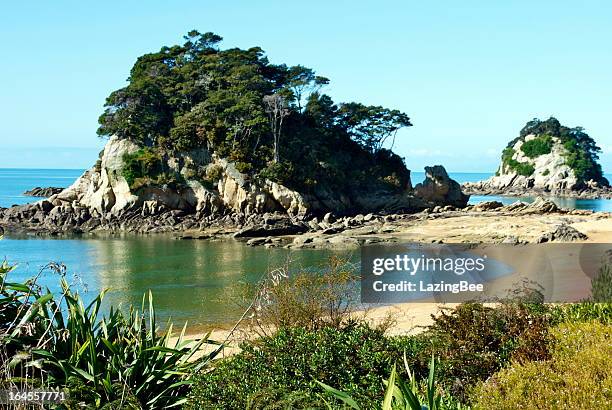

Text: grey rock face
xmin=537 ymin=224 xmax=588 ymax=243
xmin=472 ymin=201 xmax=504 ymax=212
xmin=233 ymin=218 xmax=308 ymax=238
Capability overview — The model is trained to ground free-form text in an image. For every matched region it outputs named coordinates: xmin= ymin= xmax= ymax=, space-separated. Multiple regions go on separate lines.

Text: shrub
xmin=205 ymin=164 xmax=224 ymax=182
xmin=512 ymin=161 xmax=535 ymax=176
xmin=471 ymin=321 xmax=612 ymax=409
xmin=422 ymin=301 xmax=552 ymax=401
xmin=501 ymin=147 xmax=515 ymax=164
xmin=318 ymin=353 xmax=466 ymax=410
xmin=234 ymin=161 xmax=253 ymax=174
xmin=542 ymin=168 xmax=550 ymax=176
xmin=257 ymin=161 xmax=295 ymax=185
xmin=501 ymin=147 xmax=535 ymax=176
xmin=187 ymin=323 xmax=414 ymax=409
xmin=319 ymin=355 xmax=450 ymax=410
xmin=121 ymin=148 xmax=163 ymax=187
xmin=551 ymin=302 xmax=612 ymax=324
xmin=562 ymin=138 xmax=604 ymax=182
xmin=520 ymin=135 xmax=553 ymax=158
xmin=244 ymin=257 xmax=361 ymax=337
xmin=592 ymin=263 xmax=612 ymax=302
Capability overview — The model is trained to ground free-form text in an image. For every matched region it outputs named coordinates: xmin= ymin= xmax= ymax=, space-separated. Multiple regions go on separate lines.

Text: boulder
xmin=472 ymin=201 xmax=504 ymax=212
xmin=537 ymin=224 xmax=588 ymax=243
xmin=323 ymin=212 xmax=335 ymax=224
xmin=526 ymin=197 xmax=560 ymax=213
xmin=414 ymin=165 xmax=470 ymax=208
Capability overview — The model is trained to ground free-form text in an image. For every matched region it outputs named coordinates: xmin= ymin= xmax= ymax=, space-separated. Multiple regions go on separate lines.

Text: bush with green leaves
xmin=121 ymin=147 xmax=163 ymax=187
xmin=471 ymin=321 xmax=612 ymax=409
xmin=520 ymin=135 xmax=553 ymax=158
xmin=0 ymin=262 xmax=218 ymax=409
xmin=244 ymin=257 xmax=360 ymax=338
xmin=501 ymin=147 xmax=535 ymax=176
xmin=551 ymin=302 xmax=611 ymax=325
xmin=187 ymin=322 xmax=416 ymax=409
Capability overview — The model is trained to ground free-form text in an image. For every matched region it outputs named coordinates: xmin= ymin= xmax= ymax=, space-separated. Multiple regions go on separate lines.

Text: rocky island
xmin=0 ymin=31 xmax=467 ymax=237
xmin=463 ymin=117 xmax=612 ymax=199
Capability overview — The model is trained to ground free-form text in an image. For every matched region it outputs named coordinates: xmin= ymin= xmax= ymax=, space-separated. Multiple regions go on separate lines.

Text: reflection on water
xmin=1 ymin=235 xmax=340 ymax=327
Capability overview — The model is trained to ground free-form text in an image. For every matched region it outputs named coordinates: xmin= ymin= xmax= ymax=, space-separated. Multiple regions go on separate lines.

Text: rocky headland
xmin=0 ymin=136 xmax=468 ymax=237
xmin=0 ymin=31 xmax=479 ymax=240
xmin=463 ymin=117 xmax=612 ymax=199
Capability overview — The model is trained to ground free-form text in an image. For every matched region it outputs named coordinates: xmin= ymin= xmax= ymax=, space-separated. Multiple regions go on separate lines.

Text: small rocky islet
xmin=463 ymin=117 xmax=612 ymax=199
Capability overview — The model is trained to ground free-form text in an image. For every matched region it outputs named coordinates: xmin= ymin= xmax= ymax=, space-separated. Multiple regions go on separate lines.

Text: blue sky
xmin=1 ymin=1 xmax=611 ymax=172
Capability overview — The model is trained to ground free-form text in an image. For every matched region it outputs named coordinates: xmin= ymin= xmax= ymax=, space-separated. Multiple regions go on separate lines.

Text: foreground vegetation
xmin=472 ymin=320 xmax=611 ymax=409
xmin=185 ymin=260 xmax=611 ymax=409
xmin=1 ymin=250 xmax=610 ymax=409
xmin=0 ymin=257 xmax=219 ymax=409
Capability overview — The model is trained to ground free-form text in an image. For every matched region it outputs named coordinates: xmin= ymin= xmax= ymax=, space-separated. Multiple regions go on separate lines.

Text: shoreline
xmin=6 ymin=197 xmax=612 ymax=361
xmin=2 ymin=197 xmax=611 ymax=247
xmin=461 ymin=183 xmax=612 ymax=200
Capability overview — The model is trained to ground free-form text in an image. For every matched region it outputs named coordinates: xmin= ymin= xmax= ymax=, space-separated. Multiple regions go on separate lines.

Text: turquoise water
xmin=0 ymin=234 xmax=337 ymax=327
xmin=1 ymin=168 xmax=611 ymax=326
xmin=0 ymin=168 xmax=84 ymax=207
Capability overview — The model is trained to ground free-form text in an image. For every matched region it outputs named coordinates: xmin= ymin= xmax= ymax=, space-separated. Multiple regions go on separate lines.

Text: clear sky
xmin=1 ymin=0 xmax=611 ymax=172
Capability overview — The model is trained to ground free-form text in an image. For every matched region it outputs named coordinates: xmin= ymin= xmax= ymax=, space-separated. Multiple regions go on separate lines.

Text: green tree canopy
xmin=97 ymin=30 xmax=414 ymax=194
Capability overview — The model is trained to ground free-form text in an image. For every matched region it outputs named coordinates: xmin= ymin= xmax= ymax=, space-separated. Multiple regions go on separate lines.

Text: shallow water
xmin=0 ymin=234 xmax=342 ymax=327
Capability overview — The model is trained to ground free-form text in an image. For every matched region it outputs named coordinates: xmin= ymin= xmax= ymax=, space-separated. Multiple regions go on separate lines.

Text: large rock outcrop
xmin=0 ymin=137 xmax=469 ymax=234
